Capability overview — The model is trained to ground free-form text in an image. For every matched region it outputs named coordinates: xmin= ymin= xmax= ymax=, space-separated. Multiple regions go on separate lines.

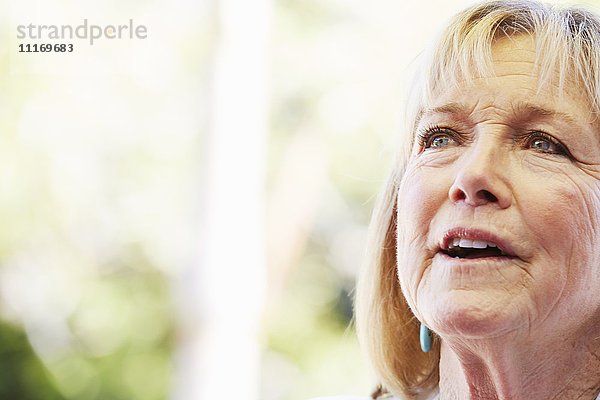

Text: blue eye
xmin=524 ymin=132 xmax=570 ymax=157
xmin=430 ymin=135 xmax=456 ymax=148
xmin=418 ymin=126 xmax=460 ymax=150
xmin=529 ymin=138 xmax=553 ymax=151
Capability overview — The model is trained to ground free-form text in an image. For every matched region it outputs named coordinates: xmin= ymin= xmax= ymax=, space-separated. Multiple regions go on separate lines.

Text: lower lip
xmin=437 ymin=251 xmax=516 ymax=264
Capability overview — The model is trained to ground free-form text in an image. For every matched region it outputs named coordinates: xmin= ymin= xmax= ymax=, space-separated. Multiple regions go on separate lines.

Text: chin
xmin=422 ymin=288 xmax=529 ymax=339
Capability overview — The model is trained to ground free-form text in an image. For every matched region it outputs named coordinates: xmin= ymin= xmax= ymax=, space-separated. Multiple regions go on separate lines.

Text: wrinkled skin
xmin=396 ymin=34 xmax=600 ymax=399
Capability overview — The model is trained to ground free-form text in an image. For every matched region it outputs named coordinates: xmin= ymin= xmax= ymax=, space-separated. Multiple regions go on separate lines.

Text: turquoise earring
xmin=420 ymin=323 xmax=432 ymax=353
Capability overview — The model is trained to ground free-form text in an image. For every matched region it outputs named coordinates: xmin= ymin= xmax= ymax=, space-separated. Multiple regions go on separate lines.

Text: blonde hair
xmin=355 ymin=1 xmax=600 ymax=399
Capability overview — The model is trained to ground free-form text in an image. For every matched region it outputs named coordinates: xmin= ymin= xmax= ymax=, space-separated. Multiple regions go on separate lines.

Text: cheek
xmin=521 ymin=175 xmax=600 ymax=256
xmin=397 ymin=151 xmax=462 ymax=233
xmin=396 ymin=165 xmax=452 ymax=306
xmin=519 ymin=173 xmax=600 ymax=309
xmin=520 ymin=160 xmax=600 ymax=241
xmin=397 ymin=168 xmax=448 ymax=231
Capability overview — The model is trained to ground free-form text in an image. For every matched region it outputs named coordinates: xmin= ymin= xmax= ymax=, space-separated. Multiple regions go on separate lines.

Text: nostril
xmin=449 ymin=173 xmax=510 ymax=208
xmin=479 ymin=190 xmax=497 ymax=202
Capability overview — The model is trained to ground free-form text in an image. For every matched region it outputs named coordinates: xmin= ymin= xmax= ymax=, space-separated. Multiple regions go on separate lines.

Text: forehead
xmin=490 ymin=33 xmax=537 ymax=72
xmin=419 ymin=34 xmax=594 ymax=126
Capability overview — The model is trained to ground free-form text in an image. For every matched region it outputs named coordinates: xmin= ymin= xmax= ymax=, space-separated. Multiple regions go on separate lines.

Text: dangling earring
xmin=420 ymin=323 xmax=432 ymax=353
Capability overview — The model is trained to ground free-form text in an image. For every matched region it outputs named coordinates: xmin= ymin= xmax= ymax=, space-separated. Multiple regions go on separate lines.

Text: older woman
xmin=349 ymin=0 xmax=600 ymax=399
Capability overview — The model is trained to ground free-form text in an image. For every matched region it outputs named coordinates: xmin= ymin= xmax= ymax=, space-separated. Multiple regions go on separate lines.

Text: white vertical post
xmin=172 ymin=0 xmax=270 ymax=398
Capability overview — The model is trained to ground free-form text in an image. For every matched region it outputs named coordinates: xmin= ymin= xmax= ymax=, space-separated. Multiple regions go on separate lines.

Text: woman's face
xmin=397 ymin=34 xmax=600 ymax=340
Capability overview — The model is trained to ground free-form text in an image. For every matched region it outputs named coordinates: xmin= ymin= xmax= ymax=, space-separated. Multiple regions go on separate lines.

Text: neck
xmin=438 ymin=328 xmax=600 ymax=400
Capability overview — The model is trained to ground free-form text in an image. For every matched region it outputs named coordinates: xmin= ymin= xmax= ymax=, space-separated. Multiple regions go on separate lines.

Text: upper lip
xmin=440 ymin=227 xmax=517 ymax=257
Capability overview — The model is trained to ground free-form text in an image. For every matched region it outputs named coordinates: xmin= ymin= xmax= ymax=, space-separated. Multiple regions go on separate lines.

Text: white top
xmin=309 ymin=393 xmax=600 ymax=400
xmin=307 ymin=397 xmax=396 ymax=400
xmin=307 ymin=397 xmax=373 ymax=400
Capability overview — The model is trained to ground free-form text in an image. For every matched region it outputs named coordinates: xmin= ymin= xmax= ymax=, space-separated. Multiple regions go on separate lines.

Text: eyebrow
xmin=511 ymin=102 xmax=579 ymax=125
xmin=414 ymin=103 xmax=465 ymax=128
xmin=416 ymin=101 xmax=581 ymax=127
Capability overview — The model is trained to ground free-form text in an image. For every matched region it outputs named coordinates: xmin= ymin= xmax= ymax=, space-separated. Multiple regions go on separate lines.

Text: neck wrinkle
xmin=438 ymin=332 xmax=600 ymax=400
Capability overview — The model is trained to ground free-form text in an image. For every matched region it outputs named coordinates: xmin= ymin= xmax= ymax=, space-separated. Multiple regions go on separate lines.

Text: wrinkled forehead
xmin=413 ymin=33 xmax=597 ymax=131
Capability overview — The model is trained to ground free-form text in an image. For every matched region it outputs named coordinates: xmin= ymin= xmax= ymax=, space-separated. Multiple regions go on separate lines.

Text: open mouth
xmin=441 ymin=238 xmax=512 ymax=259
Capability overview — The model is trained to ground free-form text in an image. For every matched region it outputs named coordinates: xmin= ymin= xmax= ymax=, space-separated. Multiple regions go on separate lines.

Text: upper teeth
xmin=451 ymin=237 xmax=498 ymax=249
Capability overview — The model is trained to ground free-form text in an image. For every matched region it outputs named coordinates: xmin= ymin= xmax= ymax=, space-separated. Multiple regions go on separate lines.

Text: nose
xmin=448 ymin=141 xmax=512 ymax=209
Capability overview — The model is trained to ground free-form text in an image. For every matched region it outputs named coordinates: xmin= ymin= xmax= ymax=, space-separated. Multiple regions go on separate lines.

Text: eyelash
xmin=416 ymin=126 xmax=573 ymax=158
xmin=416 ymin=125 xmax=461 ymax=149
xmin=517 ymin=131 xmax=572 ymax=158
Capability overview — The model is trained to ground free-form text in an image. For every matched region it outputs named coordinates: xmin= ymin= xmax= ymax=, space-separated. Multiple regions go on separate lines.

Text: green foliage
xmin=0 ymin=323 xmax=65 ymax=400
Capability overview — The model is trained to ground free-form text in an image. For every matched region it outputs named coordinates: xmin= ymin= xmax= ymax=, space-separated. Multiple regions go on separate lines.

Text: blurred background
xmin=0 ymin=0 xmax=589 ymax=399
